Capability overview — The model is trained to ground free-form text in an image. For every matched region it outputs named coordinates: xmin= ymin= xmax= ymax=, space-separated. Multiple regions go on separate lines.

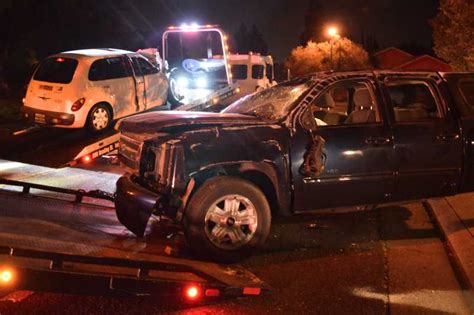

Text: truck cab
xmin=162 ymin=24 xmax=233 ymax=106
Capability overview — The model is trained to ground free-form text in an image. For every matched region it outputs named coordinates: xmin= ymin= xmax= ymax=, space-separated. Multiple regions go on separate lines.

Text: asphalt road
xmin=0 ymin=201 xmax=472 ymax=314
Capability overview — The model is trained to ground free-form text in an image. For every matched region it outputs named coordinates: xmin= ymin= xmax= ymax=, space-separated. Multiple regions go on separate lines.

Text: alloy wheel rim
xmin=170 ymin=78 xmax=182 ymax=101
xmin=204 ymin=194 xmax=258 ymax=250
xmin=92 ymin=108 xmax=109 ymax=130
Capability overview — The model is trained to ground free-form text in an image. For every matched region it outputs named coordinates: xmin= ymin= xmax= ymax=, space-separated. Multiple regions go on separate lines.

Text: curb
xmin=425 ymin=198 xmax=474 ymax=290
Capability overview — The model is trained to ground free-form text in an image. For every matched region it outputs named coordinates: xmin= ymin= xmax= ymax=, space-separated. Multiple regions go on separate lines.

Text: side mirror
xmin=300 ymin=107 xmax=318 ymax=130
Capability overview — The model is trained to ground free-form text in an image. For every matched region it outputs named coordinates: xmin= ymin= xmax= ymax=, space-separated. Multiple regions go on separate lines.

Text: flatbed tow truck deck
xmin=0 ymin=160 xmax=267 ymax=300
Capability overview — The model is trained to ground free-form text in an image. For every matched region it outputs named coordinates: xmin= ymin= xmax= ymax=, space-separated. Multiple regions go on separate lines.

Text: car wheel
xmin=87 ymin=104 xmax=111 ymax=132
xmin=167 ymin=76 xmax=183 ymax=109
xmin=183 ymin=176 xmax=271 ymax=263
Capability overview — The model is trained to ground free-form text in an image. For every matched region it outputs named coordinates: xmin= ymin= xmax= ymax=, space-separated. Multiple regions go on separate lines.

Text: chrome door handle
xmin=437 ymin=133 xmax=459 ymax=141
xmin=365 ymin=137 xmax=391 ymax=145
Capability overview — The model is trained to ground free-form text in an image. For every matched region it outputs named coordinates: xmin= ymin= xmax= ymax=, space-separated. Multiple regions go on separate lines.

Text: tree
xmin=286 ymin=38 xmax=372 ymax=77
xmin=432 ymin=0 xmax=474 ymax=71
xmin=247 ymin=25 xmax=268 ymax=55
xmin=233 ymin=23 xmax=250 ymax=53
xmin=233 ymin=23 xmax=268 ymax=55
xmin=299 ymin=0 xmax=326 ymax=46
xmin=361 ymin=33 xmax=380 ymax=54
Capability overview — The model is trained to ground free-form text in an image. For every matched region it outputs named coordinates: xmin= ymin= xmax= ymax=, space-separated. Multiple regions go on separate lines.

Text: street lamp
xmin=326 ymin=26 xmax=341 ymax=70
xmin=327 ymin=27 xmax=339 ymax=38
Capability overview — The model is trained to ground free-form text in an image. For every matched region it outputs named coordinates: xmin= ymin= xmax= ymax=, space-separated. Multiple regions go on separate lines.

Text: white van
xmin=23 ymin=49 xmax=168 ymax=132
xmin=229 ymin=52 xmax=276 ymax=95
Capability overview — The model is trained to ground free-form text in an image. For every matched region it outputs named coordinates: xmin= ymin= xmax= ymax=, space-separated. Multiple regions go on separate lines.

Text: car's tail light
xmin=71 ymin=98 xmax=85 ymax=111
xmin=205 ymin=288 xmax=220 ymax=297
xmin=243 ymin=287 xmax=261 ymax=295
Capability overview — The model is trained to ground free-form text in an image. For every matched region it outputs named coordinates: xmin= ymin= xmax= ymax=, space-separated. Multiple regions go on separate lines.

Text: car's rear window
xmin=34 ymin=57 xmax=78 ymax=84
xmin=459 ymin=80 xmax=474 ymax=108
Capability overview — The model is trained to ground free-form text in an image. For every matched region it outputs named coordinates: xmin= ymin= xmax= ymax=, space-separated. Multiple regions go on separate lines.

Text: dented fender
xmin=175 ymin=159 xmax=292 ymax=221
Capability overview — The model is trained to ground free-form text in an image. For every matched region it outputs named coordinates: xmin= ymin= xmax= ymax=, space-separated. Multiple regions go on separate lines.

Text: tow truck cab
xmin=162 ymin=24 xmax=233 ymax=106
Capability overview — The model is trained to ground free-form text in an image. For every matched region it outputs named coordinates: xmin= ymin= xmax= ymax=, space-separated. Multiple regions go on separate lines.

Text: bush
xmin=286 ymin=38 xmax=372 ymax=77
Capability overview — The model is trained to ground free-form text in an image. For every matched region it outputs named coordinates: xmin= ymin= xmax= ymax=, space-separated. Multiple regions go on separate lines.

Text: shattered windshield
xmin=222 ymin=77 xmax=313 ymax=121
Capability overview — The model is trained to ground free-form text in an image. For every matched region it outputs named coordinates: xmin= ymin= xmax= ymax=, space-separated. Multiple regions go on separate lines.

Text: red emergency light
xmin=185 ymin=285 xmax=200 ymax=300
xmin=0 ymin=268 xmax=14 ymax=285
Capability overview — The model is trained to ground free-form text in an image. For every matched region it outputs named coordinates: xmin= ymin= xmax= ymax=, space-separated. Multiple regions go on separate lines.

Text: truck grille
xmin=118 ymin=134 xmax=144 ymax=174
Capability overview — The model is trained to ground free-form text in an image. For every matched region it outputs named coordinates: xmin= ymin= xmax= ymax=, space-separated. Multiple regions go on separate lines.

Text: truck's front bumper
xmin=115 ymin=174 xmax=163 ymax=237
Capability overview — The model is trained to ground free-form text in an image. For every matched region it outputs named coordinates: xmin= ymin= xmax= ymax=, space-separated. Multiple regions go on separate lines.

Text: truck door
xmin=380 ymin=75 xmax=463 ymax=200
xmin=441 ymin=73 xmax=474 ymax=192
xmin=291 ymin=77 xmax=395 ymax=212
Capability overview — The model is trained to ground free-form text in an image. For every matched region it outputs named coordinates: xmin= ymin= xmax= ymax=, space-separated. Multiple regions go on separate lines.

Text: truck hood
xmin=116 ymin=111 xmax=267 ymax=135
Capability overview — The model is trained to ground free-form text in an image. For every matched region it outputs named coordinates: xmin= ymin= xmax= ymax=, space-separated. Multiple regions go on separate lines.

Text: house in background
xmin=373 ymin=47 xmax=452 ymax=72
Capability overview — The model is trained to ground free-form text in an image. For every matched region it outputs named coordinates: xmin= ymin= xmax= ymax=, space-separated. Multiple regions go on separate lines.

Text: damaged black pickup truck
xmin=115 ymin=70 xmax=474 ymax=262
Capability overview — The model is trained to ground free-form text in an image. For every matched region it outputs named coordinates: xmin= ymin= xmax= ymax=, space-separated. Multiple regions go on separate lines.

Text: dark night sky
xmin=140 ymin=0 xmax=439 ymax=61
xmin=1 ymin=0 xmax=440 ymax=61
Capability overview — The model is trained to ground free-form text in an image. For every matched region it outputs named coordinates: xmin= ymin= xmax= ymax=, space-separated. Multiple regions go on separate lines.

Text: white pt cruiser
xmin=23 ymin=49 xmax=168 ymax=132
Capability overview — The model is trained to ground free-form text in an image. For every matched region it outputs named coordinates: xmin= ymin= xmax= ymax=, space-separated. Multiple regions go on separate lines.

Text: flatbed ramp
xmin=0 ymin=173 xmax=267 ymax=299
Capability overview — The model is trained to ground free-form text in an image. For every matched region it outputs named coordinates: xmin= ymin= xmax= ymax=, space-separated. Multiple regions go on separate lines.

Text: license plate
xmin=34 ymin=113 xmax=46 ymax=123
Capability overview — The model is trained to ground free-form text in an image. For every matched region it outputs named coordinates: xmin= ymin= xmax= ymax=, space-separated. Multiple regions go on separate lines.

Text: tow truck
xmin=0 ymin=24 xmax=266 ymax=301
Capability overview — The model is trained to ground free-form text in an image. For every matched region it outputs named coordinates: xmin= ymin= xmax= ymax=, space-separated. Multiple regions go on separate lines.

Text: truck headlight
xmin=177 ymin=77 xmax=189 ymax=88
xmin=196 ymin=77 xmax=207 ymax=88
